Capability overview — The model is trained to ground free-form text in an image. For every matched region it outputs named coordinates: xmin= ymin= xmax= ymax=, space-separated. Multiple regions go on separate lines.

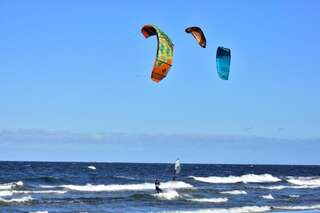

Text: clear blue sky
xmin=0 ymin=0 xmax=319 ymax=164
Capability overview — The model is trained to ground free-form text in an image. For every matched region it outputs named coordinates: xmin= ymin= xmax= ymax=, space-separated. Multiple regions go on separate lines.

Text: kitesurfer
xmin=155 ymin=179 xmax=162 ymax=193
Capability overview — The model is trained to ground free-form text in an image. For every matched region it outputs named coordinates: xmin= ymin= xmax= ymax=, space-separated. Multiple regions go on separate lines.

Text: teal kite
xmin=216 ymin=47 xmax=231 ymax=80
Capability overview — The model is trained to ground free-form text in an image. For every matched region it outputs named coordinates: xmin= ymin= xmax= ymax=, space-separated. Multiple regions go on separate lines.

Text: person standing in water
xmin=173 ymin=158 xmax=180 ymax=181
xmin=155 ymin=179 xmax=162 ymax=193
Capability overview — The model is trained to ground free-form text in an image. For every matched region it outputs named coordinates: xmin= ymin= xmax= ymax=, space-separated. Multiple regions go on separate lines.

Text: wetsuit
xmin=155 ymin=179 xmax=162 ymax=193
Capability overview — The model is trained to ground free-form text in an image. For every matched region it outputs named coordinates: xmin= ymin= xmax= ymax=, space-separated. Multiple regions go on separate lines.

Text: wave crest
xmin=188 ymin=197 xmax=228 ymax=203
xmin=29 ymin=211 xmax=48 ymax=213
xmin=261 ymin=194 xmax=274 ymax=200
xmin=0 ymin=190 xmax=13 ymax=197
xmin=88 ymin=166 xmax=96 ymax=170
xmin=220 ymin=190 xmax=247 ymax=195
xmin=159 ymin=206 xmax=271 ymax=213
xmin=0 ymin=195 xmax=33 ymax=204
xmin=287 ymin=177 xmax=320 ymax=186
xmin=191 ymin=174 xmax=280 ymax=184
xmin=260 ymin=184 xmax=320 ymax=190
xmin=0 ymin=181 xmax=23 ymax=190
xmin=153 ymin=190 xmax=180 ymax=200
xmin=62 ymin=181 xmax=193 ymax=192
xmin=274 ymin=204 xmax=320 ymax=210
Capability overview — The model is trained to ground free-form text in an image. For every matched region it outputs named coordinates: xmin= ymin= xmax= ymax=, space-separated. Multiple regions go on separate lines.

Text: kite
xmin=216 ymin=46 xmax=231 ymax=80
xmin=185 ymin=26 xmax=206 ymax=48
xmin=141 ymin=25 xmax=174 ymax=83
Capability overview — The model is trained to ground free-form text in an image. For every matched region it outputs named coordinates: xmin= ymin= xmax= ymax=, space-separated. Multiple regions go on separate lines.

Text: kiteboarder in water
xmin=173 ymin=158 xmax=181 ymax=181
xmin=155 ymin=179 xmax=162 ymax=193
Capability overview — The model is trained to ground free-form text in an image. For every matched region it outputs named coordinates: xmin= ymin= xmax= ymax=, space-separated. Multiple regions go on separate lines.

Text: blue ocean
xmin=1 ymin=162 xmax=320 ymax=213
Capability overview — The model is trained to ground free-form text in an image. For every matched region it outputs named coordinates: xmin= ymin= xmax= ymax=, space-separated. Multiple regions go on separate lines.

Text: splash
xmin=153 ymin=190 xmax=180 ymax=200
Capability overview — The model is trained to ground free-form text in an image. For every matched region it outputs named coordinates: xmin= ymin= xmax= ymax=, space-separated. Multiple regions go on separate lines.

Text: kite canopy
xmin=185 ymin=26 xmax=206 ymax=48
xmin=216 ymin=46 xmax=231 ymax=80
xmin=141 ymin=25 xmax=174 ymax=83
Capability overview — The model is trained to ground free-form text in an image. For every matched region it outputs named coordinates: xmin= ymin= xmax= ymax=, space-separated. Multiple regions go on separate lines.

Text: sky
xmin=0 ymin=0 xmax=319 ymax=164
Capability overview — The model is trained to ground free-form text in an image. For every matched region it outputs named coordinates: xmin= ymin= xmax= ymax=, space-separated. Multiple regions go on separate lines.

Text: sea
xmin=0 ymin=162 xmax=320 ymax=213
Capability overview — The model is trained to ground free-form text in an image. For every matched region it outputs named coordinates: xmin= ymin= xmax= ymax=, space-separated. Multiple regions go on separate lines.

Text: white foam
xmin=0 ymin=181 xmax=23 ymax=190
xmin=191 ymin=174 xmax=280 ymax=184
xmin=260 ymin=184 xmax=320 ymax=190
xmin=188 ymin=197 xmax=228 ymax=203
xmin=287 ymin=177 xmax=320 ymax=186
xmin=29 ymin=211 xmax=48 ymax=213
xmin=159 ymin=206 xmax=271 ymax=213
xmin=88 ymin=166 xmax=96 ymax=170
xmin=16 ymin=181 xmax=23 ymax=186
xmin=0 ymin=190 xmax=13 ymax=197
xmin=39 ymin=185 xmax=57 ymax=189
xmin=288 ymin=194 xmax=300 ymax=198
xmin=0 ymin=195 xmax=33 ymax=203
xmin=220 ymin=190 xmax=247 ymax=195
xmin=261 ymin=194 xmax=274 ymax=200
xmin=13 ymin=190 xmax=67 ymax=194
xmin=62 ymin=181 xmax=193 ymax=192
xmin=153 ymin=190 xmax=180 ymax=200
xmin=274 ymin=204 xmax=320 ymax=210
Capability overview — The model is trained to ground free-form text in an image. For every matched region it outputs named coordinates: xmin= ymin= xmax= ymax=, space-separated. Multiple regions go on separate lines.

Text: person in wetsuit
xmin=155 ymin=179 xmax=162 ymax=193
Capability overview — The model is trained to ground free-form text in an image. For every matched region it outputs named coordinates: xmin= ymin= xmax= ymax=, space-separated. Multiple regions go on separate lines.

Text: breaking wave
xmin=274 ymin=204 xmax=320 ymax=210
xmin=188 ymin=197 xmax=228 ymax=203
xmin=191 ymin=174 xmax=280 ymax=184
xmin=286 ymin=177 xmax=320 ymax=186
xmin=261 ymin=194 xmax=274 ymax=200
xmin=39 ymin=185 xmax=57 ymax=189
xmin=0 ymin=195 xmax=33 ymax=204
xmin=288 ymin=194 xmax=300 ymax=198
xmin=0 ymin=181 xmax=23 ymax=190
xmin=159 ymin=206 xmax=271 ymax=213
xmin=61 ymin=181 xmax=193 ymax=192
xmin=259 ymin=184 xmax=320 ymax=190
xmin=0 ymin=190 xmax=13 ymax=197
xmin=13 ymin=190 xmax=67 ymax=194
xmin=88 ymin=166 xmax=96 ymax=170
xmin=220 ymin=190 xmax=247 ymax=195
xmin=0 ymin=189 xmax=66 ymax=196
xmin=153 ymin=190 xmax=180 ymax=200
xmin=29 ymin=211 xmax=48 ymax=213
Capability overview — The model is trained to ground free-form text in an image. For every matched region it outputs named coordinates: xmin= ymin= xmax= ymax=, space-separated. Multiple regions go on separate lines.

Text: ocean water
xmin=0 ymin=162 xmax=320 ymax=213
